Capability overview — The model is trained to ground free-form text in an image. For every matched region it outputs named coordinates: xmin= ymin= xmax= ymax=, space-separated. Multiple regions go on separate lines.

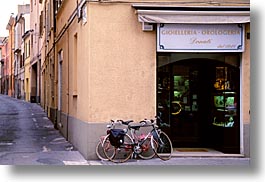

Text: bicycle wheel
xmin=151 ymin=131 xmax=173 ymax=160
xmin=104 ymin=133 xmax=133 ymax=163
xmin=95 ymin=138 xmax=115 ymax=161
xmin=101 ymin=134 xmax=115 ymax=160
xmin=138 ymin=137 xmax=156 ymax=160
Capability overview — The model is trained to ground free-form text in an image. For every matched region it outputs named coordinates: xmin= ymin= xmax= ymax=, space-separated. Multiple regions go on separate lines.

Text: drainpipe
xmin=67 ymin=29 xmax=70 ymax=140
xmin=53 ymin=0 xmax=58 ymax=130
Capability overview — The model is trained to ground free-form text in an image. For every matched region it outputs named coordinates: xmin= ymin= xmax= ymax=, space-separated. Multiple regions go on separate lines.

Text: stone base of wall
xmin=243 ymin=123 xmax=250 ymax=157
xmin=36 ymin=96 xmax=40 ymax=103
xmin=49 ymin=107 xmax=57 ymax=129
xmin=58 ymin=112 xmax=107 ymax=159
xmin=57 ymin=111 xmax=68 ymax=139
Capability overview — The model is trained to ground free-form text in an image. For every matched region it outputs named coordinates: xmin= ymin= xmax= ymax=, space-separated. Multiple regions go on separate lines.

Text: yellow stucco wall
xmin=56 ymin=29 xmax=69 ymax=114
xmin=87 ymin=3 xmax=156 ymax=122
xmin=56 ymin=3 xmax=156 ymax=123
xmin=242 ymin=23 xmax=250 ymax=124
xmin=39 ymin=0 xmax=57 ymax=118
xmin=24 ymin=43 xmax=31 ymax=102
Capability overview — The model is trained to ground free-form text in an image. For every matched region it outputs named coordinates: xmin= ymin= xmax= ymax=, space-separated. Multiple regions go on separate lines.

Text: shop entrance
xmin=157 ymin=53 xmax=240 ymax=154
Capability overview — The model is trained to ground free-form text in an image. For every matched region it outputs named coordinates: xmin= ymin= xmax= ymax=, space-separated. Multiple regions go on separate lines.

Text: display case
xmin=212 ymin=84 xmax=237 ymax=128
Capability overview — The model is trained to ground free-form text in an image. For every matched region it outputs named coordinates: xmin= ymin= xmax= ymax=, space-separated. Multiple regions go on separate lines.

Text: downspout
xmin=67 ymin=29 xmax=70 ymax=140
xmin=37 ymin=2 xmax=41 ymax=104
xmin=53 ymin=0 xmax=58 ymax=129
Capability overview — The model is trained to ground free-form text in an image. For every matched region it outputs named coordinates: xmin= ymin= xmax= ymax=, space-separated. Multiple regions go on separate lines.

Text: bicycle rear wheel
xmin=103 ymin=133 xmax=133 ymax=163
xmin=151 ymin=131 xmax=173 ymax=160
xmin=138 ymin=137 xmax=156 ymax=160
xmin=95 ymin=137 xmax=115 ymax=161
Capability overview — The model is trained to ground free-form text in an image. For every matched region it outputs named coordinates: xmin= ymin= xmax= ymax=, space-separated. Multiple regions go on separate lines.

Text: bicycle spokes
xmin=153 ymin=131 xmax=172 ymax=160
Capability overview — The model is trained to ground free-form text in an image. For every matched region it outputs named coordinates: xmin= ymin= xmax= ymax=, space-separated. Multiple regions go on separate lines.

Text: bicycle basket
xmin=109 ymin=129 xmax=126 ymax=147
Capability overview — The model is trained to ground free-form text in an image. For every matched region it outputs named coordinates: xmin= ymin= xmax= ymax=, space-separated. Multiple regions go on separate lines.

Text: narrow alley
xmin=0 ymin=94 xmax=88 ymax=165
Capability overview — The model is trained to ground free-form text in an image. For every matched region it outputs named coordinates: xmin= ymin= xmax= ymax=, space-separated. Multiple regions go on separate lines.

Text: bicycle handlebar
xmin=139 ymin=116 xmax=162 ymax=128
xmin=108 ymin=116 xmax=161 ymax=129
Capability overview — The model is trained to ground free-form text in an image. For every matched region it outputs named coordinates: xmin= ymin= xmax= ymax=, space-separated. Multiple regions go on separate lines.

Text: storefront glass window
xmin=157 ymin=53 xmax=240 ymax=151
xmin=212 ymin=66 xmax=238 ymax=128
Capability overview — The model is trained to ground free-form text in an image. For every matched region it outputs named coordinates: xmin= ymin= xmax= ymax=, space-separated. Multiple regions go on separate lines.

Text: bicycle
xmin=103 ymin=116 xmax=172 ymax=163
xmin=102 ymin=119 xmax=156 ymax=163
xmin=95 ymin=119 xmax=132 ymax=161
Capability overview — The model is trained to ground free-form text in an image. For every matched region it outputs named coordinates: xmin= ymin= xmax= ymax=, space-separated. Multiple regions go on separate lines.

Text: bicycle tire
xmin=138 ymin=137 xmax=156 ymax=160
xmin=95 ymin=139 xmax=115 ymax=161
xmin=151 ymin=131 xmax=173 ymax=160
xmin=103 ymin=133 xmax=134 ymax=163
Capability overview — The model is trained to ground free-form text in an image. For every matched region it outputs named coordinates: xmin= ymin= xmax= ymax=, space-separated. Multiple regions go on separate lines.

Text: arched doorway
xmin=157 ymin=53 xmax=240 ymax=153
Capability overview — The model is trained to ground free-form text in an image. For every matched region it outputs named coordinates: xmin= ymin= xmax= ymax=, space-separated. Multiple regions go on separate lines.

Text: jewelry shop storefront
xmin=133 ymin=5 xmax=250 ymax=155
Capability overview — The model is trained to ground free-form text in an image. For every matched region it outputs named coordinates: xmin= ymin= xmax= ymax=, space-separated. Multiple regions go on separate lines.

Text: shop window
xmin=212 ymin=66 xmax=238 ymax=128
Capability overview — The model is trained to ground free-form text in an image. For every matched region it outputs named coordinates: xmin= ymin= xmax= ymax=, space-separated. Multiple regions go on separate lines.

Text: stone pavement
xmin=0 ymin=94 xmax=87 ymax=165
xmin=89 ymin=157 xmax=250 ymax=166
xmin=0 ymin=94 xmax=250 ymax=166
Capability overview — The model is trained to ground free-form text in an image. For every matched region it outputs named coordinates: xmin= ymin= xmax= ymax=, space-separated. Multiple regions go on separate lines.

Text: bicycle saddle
xmin=121 ymin=120 xmax=134 ymax=125
xmin=128 ymin=123 xmax=143 ymax=130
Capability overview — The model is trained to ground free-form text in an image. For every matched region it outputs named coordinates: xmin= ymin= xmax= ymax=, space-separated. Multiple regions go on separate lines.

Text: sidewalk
xmin=87 ymin=157 xmax=250 ymax=166
xmin=1 ymin=151 xmax=250 ymax=165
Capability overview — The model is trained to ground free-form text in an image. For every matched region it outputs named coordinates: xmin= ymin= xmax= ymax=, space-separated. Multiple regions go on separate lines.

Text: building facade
xmin=23 ymin=31 xmax=31 ymax=102
xmin=30 ymin=0 xmax=41 ymax=104
xmin=14 ymin=4 xmax=30 ymax=100
xmin=6 ymin=16 xmax=15 ymax=97
xmin=0 ymin=0 xmax=251 ymax=162
xmin=50 ymin=0 xmax=250 ymax=160
xmin=0 ymin=4 xmax=42 ymax=104
xmin=0 ymin=38 xmax=3 ymax=94
xmin=0 ymin=37 xmax=9 ymax=95
xmin=38 ymin=0 xmax=57 ymax=126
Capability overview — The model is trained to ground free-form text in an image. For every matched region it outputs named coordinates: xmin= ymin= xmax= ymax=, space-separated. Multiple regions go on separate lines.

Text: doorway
xmin=157 ymin=53 xmax=240 ymax=153
xmin=30 ymin=63 xmax=37 ymax=103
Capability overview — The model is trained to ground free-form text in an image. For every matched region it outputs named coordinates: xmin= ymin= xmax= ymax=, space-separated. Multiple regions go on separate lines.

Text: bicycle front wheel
xmin=96 ymin=137 xmax=115 ymax=161
xmin=96 ymin=135 xmax=115 ymax=161
xmin=151 ymin=131 xmax=173 ymax=160
xmin=103 ymin=133 xmax=133 ymax=163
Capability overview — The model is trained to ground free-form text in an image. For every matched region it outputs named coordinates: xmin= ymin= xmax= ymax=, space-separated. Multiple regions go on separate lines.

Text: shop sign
xmin=157 ymin=24 xmax=244 ymax=52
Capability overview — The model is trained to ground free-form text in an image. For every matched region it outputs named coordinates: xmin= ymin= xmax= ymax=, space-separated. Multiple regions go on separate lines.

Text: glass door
xmin=170 ymin=65 xmax=202 ymax=147
xmin=157 ymin=62 xmax=203 ymax=147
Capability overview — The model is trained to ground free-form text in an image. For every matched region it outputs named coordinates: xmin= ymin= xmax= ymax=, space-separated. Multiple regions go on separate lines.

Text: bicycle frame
xmin=126 ymin=123 xmax=160 ymax=157
xmin=130 ymin=130 xmax=151 ymax=154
